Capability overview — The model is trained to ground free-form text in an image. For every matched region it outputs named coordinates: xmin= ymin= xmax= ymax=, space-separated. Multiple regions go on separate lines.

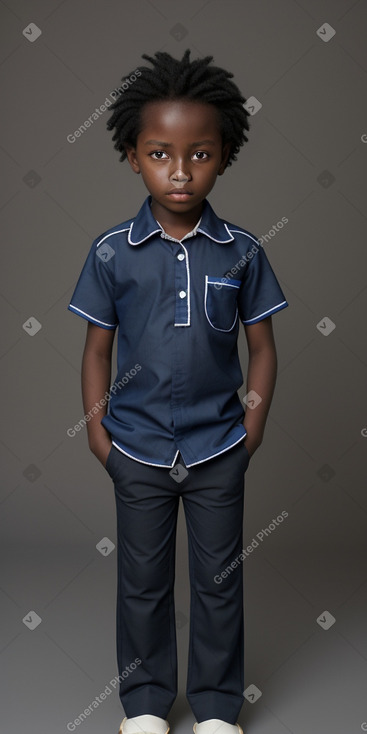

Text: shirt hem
xmin=111 ymin=434 xmax=247 ymax=469
xmin=184 ymin=435 xmax=247 ymax=467
xmin=111 ymin=442 xmax=180 ymax=468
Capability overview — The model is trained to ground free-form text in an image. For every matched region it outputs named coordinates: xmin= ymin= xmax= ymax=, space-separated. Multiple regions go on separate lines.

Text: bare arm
xmin=81 ymin=322 xmax=116 ymax=467
xmin=242 ymin=316 xmax=278 ymax=458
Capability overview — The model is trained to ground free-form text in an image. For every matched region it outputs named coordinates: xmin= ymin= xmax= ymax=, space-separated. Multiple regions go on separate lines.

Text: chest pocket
xmin=204 ymin=276 xmax=241 ymax=332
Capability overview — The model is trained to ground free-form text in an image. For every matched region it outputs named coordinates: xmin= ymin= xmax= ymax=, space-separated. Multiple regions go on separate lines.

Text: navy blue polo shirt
xmin=68 ymin=195 xmax=288 ymax=468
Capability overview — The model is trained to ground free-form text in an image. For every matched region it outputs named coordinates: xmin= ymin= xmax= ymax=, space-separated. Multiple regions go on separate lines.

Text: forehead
xmin=138 ymin=99 xmax=222 ymax=141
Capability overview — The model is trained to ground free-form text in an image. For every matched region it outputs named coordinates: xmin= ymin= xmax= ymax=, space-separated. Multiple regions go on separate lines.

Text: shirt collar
xmin=128 ymin=195 xmax=235 ymax=245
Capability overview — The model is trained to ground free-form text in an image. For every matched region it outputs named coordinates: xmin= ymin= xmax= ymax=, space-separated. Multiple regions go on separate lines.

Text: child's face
xmin=125 ymin=99 xmax=230 ymax=216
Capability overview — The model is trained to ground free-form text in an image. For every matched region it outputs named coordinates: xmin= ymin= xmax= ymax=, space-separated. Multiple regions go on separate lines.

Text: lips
xmin=167 ymin=189 xmax=193 ymax=195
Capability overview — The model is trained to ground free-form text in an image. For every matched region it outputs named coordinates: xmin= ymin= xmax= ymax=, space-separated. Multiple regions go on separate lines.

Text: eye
xmin=149 ymin=151 xmax=169 ymax=159
xmin=193 ymin=151 xmax=209 ymax=160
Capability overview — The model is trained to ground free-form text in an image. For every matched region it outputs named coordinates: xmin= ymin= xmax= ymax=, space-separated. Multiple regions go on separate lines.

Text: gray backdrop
xmin=1 ymin=1 xmax=367 ymax=733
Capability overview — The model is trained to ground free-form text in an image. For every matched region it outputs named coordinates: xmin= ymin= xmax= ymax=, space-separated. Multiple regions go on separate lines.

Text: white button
xmin=177 ymin=253 xmax=185 ymax=261
xmin=179 ymin=290 xmax=187 ymax=299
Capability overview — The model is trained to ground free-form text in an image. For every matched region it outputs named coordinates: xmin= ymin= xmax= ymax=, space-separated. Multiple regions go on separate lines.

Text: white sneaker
xmin=119 ymin=714 xmax=170 ymax=734
xmin=193 ymin=720 xmax=243 ymax=734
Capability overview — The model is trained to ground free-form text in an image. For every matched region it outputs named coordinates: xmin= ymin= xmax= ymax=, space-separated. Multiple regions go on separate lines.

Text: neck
xmin=150 ymin=199 xmax=204 ymax=239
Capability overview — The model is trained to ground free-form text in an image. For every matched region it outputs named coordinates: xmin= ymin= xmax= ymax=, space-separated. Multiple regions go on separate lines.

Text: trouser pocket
xmin=105 ymin=445 xmax=117 ymax=478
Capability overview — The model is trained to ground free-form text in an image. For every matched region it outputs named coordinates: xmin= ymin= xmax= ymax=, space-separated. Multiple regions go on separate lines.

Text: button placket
xmin=174 ymin=244 xmax=190 ymax=326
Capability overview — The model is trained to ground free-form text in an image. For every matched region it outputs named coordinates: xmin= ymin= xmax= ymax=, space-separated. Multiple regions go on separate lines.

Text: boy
xmin=68 ymin=50 xmax=288 ymax=734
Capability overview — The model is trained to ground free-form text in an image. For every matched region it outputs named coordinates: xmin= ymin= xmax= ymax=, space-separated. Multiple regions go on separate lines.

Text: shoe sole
xmin=119 ymin=717 xmax=170 ymax=734
xmin=193 ymin=724 xmax=243 ymax=734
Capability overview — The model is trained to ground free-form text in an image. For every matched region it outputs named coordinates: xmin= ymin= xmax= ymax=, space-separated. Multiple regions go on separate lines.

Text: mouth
xmin=166 ymin=190 xmax=193 ymax=197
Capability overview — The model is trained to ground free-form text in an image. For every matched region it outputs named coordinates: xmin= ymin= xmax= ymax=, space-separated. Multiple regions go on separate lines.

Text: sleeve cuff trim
xmin=242 ymin=300 xmax=289 ymax=324
xmin=68 ymin=304 xmax=117 ymax=329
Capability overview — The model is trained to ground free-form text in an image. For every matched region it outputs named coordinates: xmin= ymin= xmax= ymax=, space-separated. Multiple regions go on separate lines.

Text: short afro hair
xmin=106 ymin=49 xmax=250 ymax=168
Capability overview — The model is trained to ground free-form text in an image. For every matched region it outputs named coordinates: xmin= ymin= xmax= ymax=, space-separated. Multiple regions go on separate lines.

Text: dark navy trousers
xmin=105 ymin=440 xmax=250 ymax=724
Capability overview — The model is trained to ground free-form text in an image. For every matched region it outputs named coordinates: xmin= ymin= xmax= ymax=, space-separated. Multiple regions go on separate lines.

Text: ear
xmin=125 ymin=146 xmax=140 ymax=174
xmin=218 ymin=142 xmax=231 ymax=175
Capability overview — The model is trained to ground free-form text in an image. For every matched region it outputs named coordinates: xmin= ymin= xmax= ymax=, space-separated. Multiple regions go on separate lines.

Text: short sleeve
xmin=238 ymin=242 xmax=289 ymax=324
xmin=68 ymin=236 xmax=118 ymax=329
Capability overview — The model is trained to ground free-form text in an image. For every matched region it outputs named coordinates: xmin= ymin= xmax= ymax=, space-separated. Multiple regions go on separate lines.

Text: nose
xmin=169 ymin=169 xmax=190 ymax=188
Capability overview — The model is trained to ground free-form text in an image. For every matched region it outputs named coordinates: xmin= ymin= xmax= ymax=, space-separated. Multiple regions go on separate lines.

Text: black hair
xmin=106 ymin=49 xmax=250 ymax=168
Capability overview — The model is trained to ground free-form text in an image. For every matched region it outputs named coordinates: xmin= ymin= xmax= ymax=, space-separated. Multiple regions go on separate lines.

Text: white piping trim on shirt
xmin=196 ymin=222 xmax=234 ymax=243
xmin=228 ymin=228 xmax=260 ymax=247
xmin=184 ymin=435 xmax=247 ymax=468
xmin=109 ymin=218 xmax=257 ymax=247
xmin=242 ymin=300 xmax=288 ymax=324
xmin=96 ymin=227 xmax=130 ymax=247
xmin=68 ymin=304 xmax=117 ymax=328
xmin=207 ymin=278 xmax=241 ymax=287
xmin=96 ymin=221 xmax=260 ymax=249
xmin=112 ymin=442 xmax=180 ymax=468
xmin=111 ymin=439 xmax=248 ymax=469
xmin=204 ymin=275 xmax=239 ymax=332
xmin=128 ymin=221 xmax=163 ymax=245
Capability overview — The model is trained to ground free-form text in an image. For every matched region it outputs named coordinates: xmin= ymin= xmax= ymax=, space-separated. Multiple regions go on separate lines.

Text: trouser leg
xmin=181 ymin=443 xmax=248 ymax=723
xmin=107 ymin=447 xmax=180 ymax=718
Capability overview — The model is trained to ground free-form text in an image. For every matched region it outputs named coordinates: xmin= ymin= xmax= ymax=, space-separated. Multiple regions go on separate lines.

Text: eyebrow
xmin=144 ymin=139 xmax=216 ymax=147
